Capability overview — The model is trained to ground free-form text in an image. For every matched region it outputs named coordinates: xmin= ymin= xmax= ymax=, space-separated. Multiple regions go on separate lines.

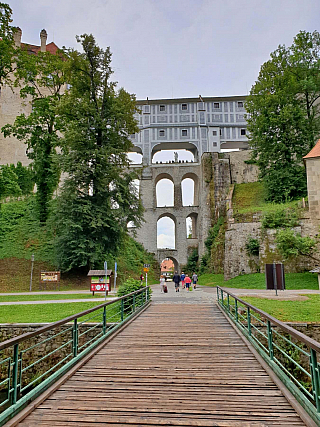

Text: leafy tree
xmin=246 ymin=31 xmax=320 ymax=202
xmin=54 ymin=34 xmax=143 ymax=271
xmin=2 ymin=48 xmax=67 ymax=222
xmin=0 ymin=165 xmax=21 ymax=199
xmin=9 ymin=162 xmax=34 ymax=194
xmin=276 ymin=229 xmax=319 ymax=262
xmin=0 ymin=2 xmax=17 ymax=86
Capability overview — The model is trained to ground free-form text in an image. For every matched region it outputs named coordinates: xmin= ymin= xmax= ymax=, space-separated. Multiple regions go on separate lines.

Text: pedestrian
xmin=160 ymin=274 xmax=166 ymax=293
xmin=185 ymin=274 xmax=192 ymax=291
xmin=192 ymin=272 xmax=198 ymax=289
xmin=172 ymin=271 xmax=181 ymax=292
xmin=180 ymin=271 xmax=186 ymax=289
xmin=139 ymin=274 xmax=144 ymax=285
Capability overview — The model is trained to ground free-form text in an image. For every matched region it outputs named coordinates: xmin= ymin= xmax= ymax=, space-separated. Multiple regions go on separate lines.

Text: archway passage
xmin=160 ymin=258 xmax=175 ymax=280
xmin=151 ymin=142 xmax=199 ymax=164
xmin=157 ymin=216 xmax=175 ymax=249
xmin=181 ymin=178 xmax=194 ymax=206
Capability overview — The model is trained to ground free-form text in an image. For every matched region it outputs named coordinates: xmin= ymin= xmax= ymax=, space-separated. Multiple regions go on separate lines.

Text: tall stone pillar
xmin=40 ymin=29 xmax=47 ymax=52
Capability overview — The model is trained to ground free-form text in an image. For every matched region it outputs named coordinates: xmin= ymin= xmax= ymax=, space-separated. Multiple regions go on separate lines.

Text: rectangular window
xmin=240 ymin=128 xmax=246 ymax=136
xmin=220 ymin=129 xmax=222 ymax=136
xmin=238 ymin=101 xmax=244 ymax=108
xmin=181 ymin=129 xmax=188 ymax=137
xmin=159 ymin=105 xmax=166 ymax=112
xmin=214 ymin=102 xmax=220 ymax=109
xmin=181 ymin=103 xmax=187 ymax=110
xmin=212 ymin=130 xmax=217 ymax=136
xmin=159 ymin=130 xmax=165 ymax=137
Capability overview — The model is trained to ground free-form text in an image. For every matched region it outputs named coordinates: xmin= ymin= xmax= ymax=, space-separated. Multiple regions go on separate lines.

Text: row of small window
xmin=157 ymin=128 xmax=246 ymax=138
xmin=159 ymin=101 xmax=244 ymax=112
xmin=212 ymin=129 xmax=246 ymax=136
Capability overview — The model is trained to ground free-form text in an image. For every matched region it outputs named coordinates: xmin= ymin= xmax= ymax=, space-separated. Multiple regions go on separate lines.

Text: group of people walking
xmin=160 ymin=271 xmax=198 ymax=293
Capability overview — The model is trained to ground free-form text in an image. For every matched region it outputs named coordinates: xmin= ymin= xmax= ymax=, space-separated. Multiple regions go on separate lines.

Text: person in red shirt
xmin=185 ymin=274 xmax=192 ymax=291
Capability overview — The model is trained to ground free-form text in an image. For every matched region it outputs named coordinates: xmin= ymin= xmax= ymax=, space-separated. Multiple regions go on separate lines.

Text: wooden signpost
xmin=40 ymin=271 xmax=61 ymax=291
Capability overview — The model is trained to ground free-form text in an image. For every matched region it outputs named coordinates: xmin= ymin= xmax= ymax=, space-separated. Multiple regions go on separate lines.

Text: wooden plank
xmin=15 ymin=303 xmax=306 ymax=426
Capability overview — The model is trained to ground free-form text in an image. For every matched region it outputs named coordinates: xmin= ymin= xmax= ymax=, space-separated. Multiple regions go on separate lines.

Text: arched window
xmin=157 ymin=216 xmax=175 ymax=249
xmin=127 ymin=152 xmax=143 ymax=164
xmin=186 ymin=213 xmax=197 ymax=239
xmin=156 ymin=179 xmax=174 ymax=207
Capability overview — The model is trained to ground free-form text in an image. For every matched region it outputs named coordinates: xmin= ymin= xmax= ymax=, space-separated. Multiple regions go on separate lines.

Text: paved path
xmin=0 ymin=298 xmax=117 ymax=306
xmin=17 ymin=302 xmax=306 ymax=426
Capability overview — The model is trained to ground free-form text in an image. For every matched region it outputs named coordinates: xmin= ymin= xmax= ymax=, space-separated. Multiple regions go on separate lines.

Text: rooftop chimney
xmin=13 ymin=27 xmax=22 ymax=47
xmin=40 ymin=29 xmax=47 ymax=52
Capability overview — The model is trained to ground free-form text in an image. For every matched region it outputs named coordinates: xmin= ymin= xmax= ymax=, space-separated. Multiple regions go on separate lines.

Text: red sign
xmin=90 ymin=283 xmax=110 ymax=292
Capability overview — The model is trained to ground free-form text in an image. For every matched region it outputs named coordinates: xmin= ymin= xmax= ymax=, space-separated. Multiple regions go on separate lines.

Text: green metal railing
xmin=217 ymin=286 xmax=320 ymax=425
xmin=0 ymin=287 xmax=150 ymax=425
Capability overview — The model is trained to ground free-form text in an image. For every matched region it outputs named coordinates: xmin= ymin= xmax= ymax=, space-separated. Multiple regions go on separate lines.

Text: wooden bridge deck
xmin=17 ymin=303 xmax=305 ymax=426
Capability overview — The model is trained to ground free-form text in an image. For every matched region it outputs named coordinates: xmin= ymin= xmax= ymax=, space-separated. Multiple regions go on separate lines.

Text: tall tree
xmin=246 ymin=31 xmax=320 ymax=202
xmin=2 ymin=48 xmax=67 ymax=222
xmin=54 ymin=34 xmax=143 ymax=271
xmin=0 ymin=2 xmax=17 ymax=86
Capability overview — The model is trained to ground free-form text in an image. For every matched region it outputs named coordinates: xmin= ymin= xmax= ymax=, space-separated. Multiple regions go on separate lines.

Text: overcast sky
xmin=8 ymin=0 xmax=320 ymax=253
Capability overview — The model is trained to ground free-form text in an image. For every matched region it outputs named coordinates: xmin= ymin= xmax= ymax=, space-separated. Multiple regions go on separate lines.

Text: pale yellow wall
xmin=0 ymin=83 xmax=32 ymax=166
xmin=306 ymin=157 xmax=320 ymax=219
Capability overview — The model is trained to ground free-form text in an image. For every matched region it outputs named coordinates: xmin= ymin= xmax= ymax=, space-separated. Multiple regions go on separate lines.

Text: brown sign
xmin=40 ymin=271 xmax=61 ymax=283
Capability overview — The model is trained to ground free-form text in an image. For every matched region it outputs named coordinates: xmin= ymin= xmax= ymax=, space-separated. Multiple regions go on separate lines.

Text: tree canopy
xmin=246 ymin=30 xmax=320 ymax=202
xmin=54 ymin=34 xmax=143 ymax=271
xmin=0 ymin=2 xmax=17 ymax=86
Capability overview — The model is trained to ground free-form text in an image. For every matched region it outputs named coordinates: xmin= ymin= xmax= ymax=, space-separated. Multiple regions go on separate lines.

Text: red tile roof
xmin=304 ymin=139 xmax=320 ymax=160
xmin=21 ymin=42 xmax=59 ymax=55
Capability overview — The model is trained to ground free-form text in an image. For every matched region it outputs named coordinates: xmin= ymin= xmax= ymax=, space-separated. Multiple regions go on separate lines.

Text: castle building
xmin=130 ymin=96 xmax=249 ymax=165
xmin=0 ymin=29 xmax=60 ymax=166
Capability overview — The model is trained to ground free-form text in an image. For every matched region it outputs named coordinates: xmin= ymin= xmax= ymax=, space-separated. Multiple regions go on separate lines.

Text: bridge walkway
xmin=15 ymin=301 xmax=306 ymax=426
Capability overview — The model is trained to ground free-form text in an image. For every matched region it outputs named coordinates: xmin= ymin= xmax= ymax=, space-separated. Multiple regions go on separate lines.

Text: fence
xmin=0 ymin=287 xmax=150 ymax=425
xmin=217 ymin=286 xmax=320 ymax=425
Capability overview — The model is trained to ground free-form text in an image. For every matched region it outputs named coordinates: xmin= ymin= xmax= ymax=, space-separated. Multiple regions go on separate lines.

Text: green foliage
xmin=276 ymin=229 xmax=319 ymax=262
xmin=54 ymin=34 xmax=143 ymax=271
xmin=262 ymin=207 xmax=300 ymax=229
xmin=246 ymin=30 xmax=320 ymax=202
xmin=0 ymin=2 xmax=17 ymax=86
xmin=0 ymin=165 xmax=21 ymax=199
xmin=204 ymin=216 xmax=224 ymax=250
xmin=185 ymin=249 xmax=199 ymax=274
xmin=245 ymin=237 xmax=260 ymax=256
xmin=117 ymin=278 xmax=143 ymax=298
xmin=2 ymin=47 xmax=67 ymax=222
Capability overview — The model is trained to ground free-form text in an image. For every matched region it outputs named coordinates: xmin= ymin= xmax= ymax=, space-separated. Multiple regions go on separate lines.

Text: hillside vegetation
xmin=0 ymin=197 xmax=158 ymax=292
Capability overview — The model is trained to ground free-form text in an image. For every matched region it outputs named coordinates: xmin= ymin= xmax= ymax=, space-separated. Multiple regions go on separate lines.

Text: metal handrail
xmin=0 ymin=286 xmax=151 ymax=425
xmin=0 ymin=287 xmax=148 ymax=351
xmin=217 ymin=286 xmax=320 ymax=424
xmin=217 ymin=286 xmax=320 ymax=352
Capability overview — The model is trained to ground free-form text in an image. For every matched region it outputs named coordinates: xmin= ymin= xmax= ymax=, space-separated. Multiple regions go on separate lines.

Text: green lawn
xmin=0 ymin=301 xmax=107 ymax=323
xmin=0 ymin=293 xmax=113 ymax=302
xmin=241 ymin=295 xmax=320 ymax=323
xmin=199 ymin=272 xmax=318 ymax=290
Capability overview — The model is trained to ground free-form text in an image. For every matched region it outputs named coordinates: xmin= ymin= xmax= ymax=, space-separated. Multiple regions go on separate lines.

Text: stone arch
xmin=157 ymin=213 xmax=177 ymax=249
xmin=155 ymin=173 xmax=174 ymax=207
xmin=161 ymin=256 xmax=179 ymax=275
xmin=181 ymin=172 xmax=199 ymax=206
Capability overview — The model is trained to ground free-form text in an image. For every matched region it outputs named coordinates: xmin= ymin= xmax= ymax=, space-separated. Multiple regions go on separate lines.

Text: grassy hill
xmin=0 ymin=197 xmax=158 ymax=292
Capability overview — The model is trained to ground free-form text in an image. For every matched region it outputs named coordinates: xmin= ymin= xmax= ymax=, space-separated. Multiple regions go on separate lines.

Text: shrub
xmin=245 ymin=237 xmax=260 ymax=256
xmin=117 ymin=278 xmax=143 ymax=298
xmin=262 ymin=207 xmax=299 ymax=229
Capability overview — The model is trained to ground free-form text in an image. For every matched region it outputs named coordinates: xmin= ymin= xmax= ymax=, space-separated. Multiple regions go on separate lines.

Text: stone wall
xmin=228 ymin=150 xmax=259 ymax=184
xmin=224 ymin=218 xmax=320 ymax=280
xmin=305 ymin=157 xmax=320 ymax=219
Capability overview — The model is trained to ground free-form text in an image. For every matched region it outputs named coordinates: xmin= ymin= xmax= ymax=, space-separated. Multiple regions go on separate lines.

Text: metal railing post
xmin=133 ymin=294 xmax=136 ymax=313
xmin=11 ymin=344 xmax=19 ymax=404
xmin=310 ymin=348 xmax=320 ymax=412
xmin=147 ymin=286 xmax=150 ymax=302
xmin=267 ymin=320 xmax=274 ymax=360
xmin=235 ymin=299 xmax=238 ymax=322
xmin=103 ymin=306 xmax=107 ymax=334
xmin=247 ymin=307 xmax=252 ymax=336
xmin=72 ymin=319 xmax=78 ymax=357
xmin=227 ymin=294 xmax=230 ymax=313
xmin=121 ymin=299 xmax=124 ymax=321
xmin=217 ymin=286 xmax=219 ymax=302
